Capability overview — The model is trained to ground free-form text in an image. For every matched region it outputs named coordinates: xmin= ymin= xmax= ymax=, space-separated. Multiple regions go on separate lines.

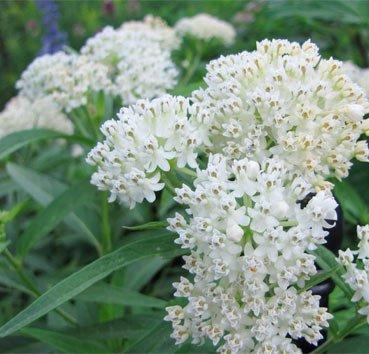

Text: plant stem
xmin=311 ymin=336 xmax=334 ymax=354
xmin=176 ymin=167 xmax=197 ymax=178
xmin=180 ymin=41 xmax=202 ymax=86
xmin=101 ymin=192 xmax=112 ymax=254
xmin=3 ymin=248 xmax=77 ymax=325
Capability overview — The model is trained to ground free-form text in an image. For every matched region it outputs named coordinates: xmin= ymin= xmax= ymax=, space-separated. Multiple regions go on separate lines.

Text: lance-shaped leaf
xmin=16 ymin=179 xmax=95 ymax=257
xmin=0 ymin=232 xmax=182 ymax=337
xmin=0 ymin=129 xmax=92 ymax=160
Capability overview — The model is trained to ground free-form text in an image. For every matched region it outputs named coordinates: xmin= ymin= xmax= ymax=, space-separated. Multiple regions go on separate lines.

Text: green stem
xmin=180 ymin=42 xmax=202 ymax=86
xmin=176 ymin=167 xmax=197 ymax=178
xmin=3 ymin=248 xmax=77 ymax=326
xmin=101 ymin=192 xmax=112 ymax=254
xmin=161 ymin=174 xmax=176 ymax=195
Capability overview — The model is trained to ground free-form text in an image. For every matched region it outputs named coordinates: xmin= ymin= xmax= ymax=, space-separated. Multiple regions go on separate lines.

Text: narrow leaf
xmin=7 ymin=163 xmax=100 ymax=253
xmin=77 ymin=283 xmax=166 ymax=308
xmin=20 ymin=327 xmax=108 ymax=354
xmin=63 ymin=315 xmax=161 ymax=340
xmin=334 ymin=180 xmax=369 ymax=224
xmin=123 ymin=221 xmax=168 ymax=231
xmin=0 ymin=129 xmax=92 ymax=160
xmin=0 ymin=232 xmax=182 ymax=337
xmin=123 ymin=257 xmax=168 ymax=291
xmin=17 ymin=180 xmax=94 ymax=257
xmin=6 ymin=163 xmax=65 ymax=205
xmin=298 ymin=266 xmax=339 ymax=293
xmin=124 ymin=321 xmax=173 ymax=353
xmin=312 ymin=246 xmax=354 ymax=299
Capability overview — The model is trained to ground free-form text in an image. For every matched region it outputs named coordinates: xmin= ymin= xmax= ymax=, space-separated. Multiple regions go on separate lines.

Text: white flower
xmin=16 ymin=52 xmax=111 ymax=112
xmin=0 ymin=95 xmax=72 ymax=137
xmin=342 ymin=61 xmax=369 ymax=98
xmin=175 ymin=13 xmax=236 ymax=46
xmin=357 ymin=225 xmax=369 ymax=259
xmin=298 ymin=191 xmax=338 ymax=238
xmin=119 ymin=15 xmax=180 ymax=51
xmin=81 ymin=26 xmax=178 ymax=104
xmin=337 ymin=227 xmax=369 ymax=325
xmin=87 ymin=95 xmax=204 ymax=208
xmin=191 ymin=39 xmax=369 ymax=183
xmin=166 ymin=154 xmax=334 ymax=352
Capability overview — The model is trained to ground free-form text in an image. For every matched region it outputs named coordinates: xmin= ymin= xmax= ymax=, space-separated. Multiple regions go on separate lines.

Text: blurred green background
xmin=1 ymin=0 xmax=369 ymax=110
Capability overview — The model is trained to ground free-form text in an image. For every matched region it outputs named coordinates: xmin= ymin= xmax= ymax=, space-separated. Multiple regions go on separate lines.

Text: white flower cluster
xmin=191 ymin=39 xmax=369 ymax=185
xmin=119 ymin=15 xmax=181 ymax=51
xmin=86 ymin=95 xmax=206 ymax=208
xmin=80 ymin=25 xmax=178 ymax=104
xmin=175 ymin=13 xmax=236 ymax=46
xmin=0 ymin=95 xmax=73 ymax=138
xmin=342 ymin=61 xmax=369 ymax=98
xmin=16 ymin=52 xmax=110 ymax=112
xmin=337 ymin=225 xmax=369 ymax=323
xmin=165 ymin=154 xmax=335 ymax=353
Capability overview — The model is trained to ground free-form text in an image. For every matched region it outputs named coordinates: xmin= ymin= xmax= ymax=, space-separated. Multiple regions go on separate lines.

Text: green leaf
xmin=123 ymin=220 xmax=168 ymax=231
xmin=124 ymin=321 xmax=173 ymax=353
xmin=170 ymin=80 xmax=205 ymax=97
xmin=312 ymin=246 xmax=354 ymax=299
xmin=328 ymin=335 xmax=369 ymax=353
xmin=334 ymin=180 xmax=369 ymax=224
xmin=6 ymin=163 xmax=101 ymax=254
xmin=0 ymin=129 xmax=92 ymax=160
xmin=77 ymin=283 xmax=166 ymax=308
xmin=6 ymin=163 xmax=65 ymax=205
xmin=63 ymin=315 xmax=161 ymax=340
xmin=124 ymin=320 xmax=215 ymax=354
xmin=16 ymin=180 xmax=95 ymax=257
xmin=20 ymin=327 xmax=108 ymax=354
xmin=298 ymin=266 xmax=339 ymax=293
xmin=0 ymin=232 xmax=182 ymax=337
xmin=123 ymin=257 xmax=168 ymax=291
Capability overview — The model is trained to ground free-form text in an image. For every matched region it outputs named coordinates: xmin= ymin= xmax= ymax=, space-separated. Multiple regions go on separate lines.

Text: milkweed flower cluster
xmin=342 ymin=61 xmax=369 ymax=98
xmin=16 ymin=52 xmax=110 ymax=112
xmin=191 ymin=39 xmax=369 ymax=185
xmin=86 ymin=95 xmax=206 ymax=208
xmin=81 ymin=26 xmax=178 ymax=104
xmin=119 ymin=15 xmax=181 ymax=51
xmin=85 ymin=38 xmax=369 ymax=353
xmin=0 ymin=96 xmax=73 ymax=138
xmin=165 ymin=154 xmax=335 ymax=353
xmin=337 ymin=225 xmax=369 ymax=323
xmin=175 ymin=13 xmax=236 ymax=46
